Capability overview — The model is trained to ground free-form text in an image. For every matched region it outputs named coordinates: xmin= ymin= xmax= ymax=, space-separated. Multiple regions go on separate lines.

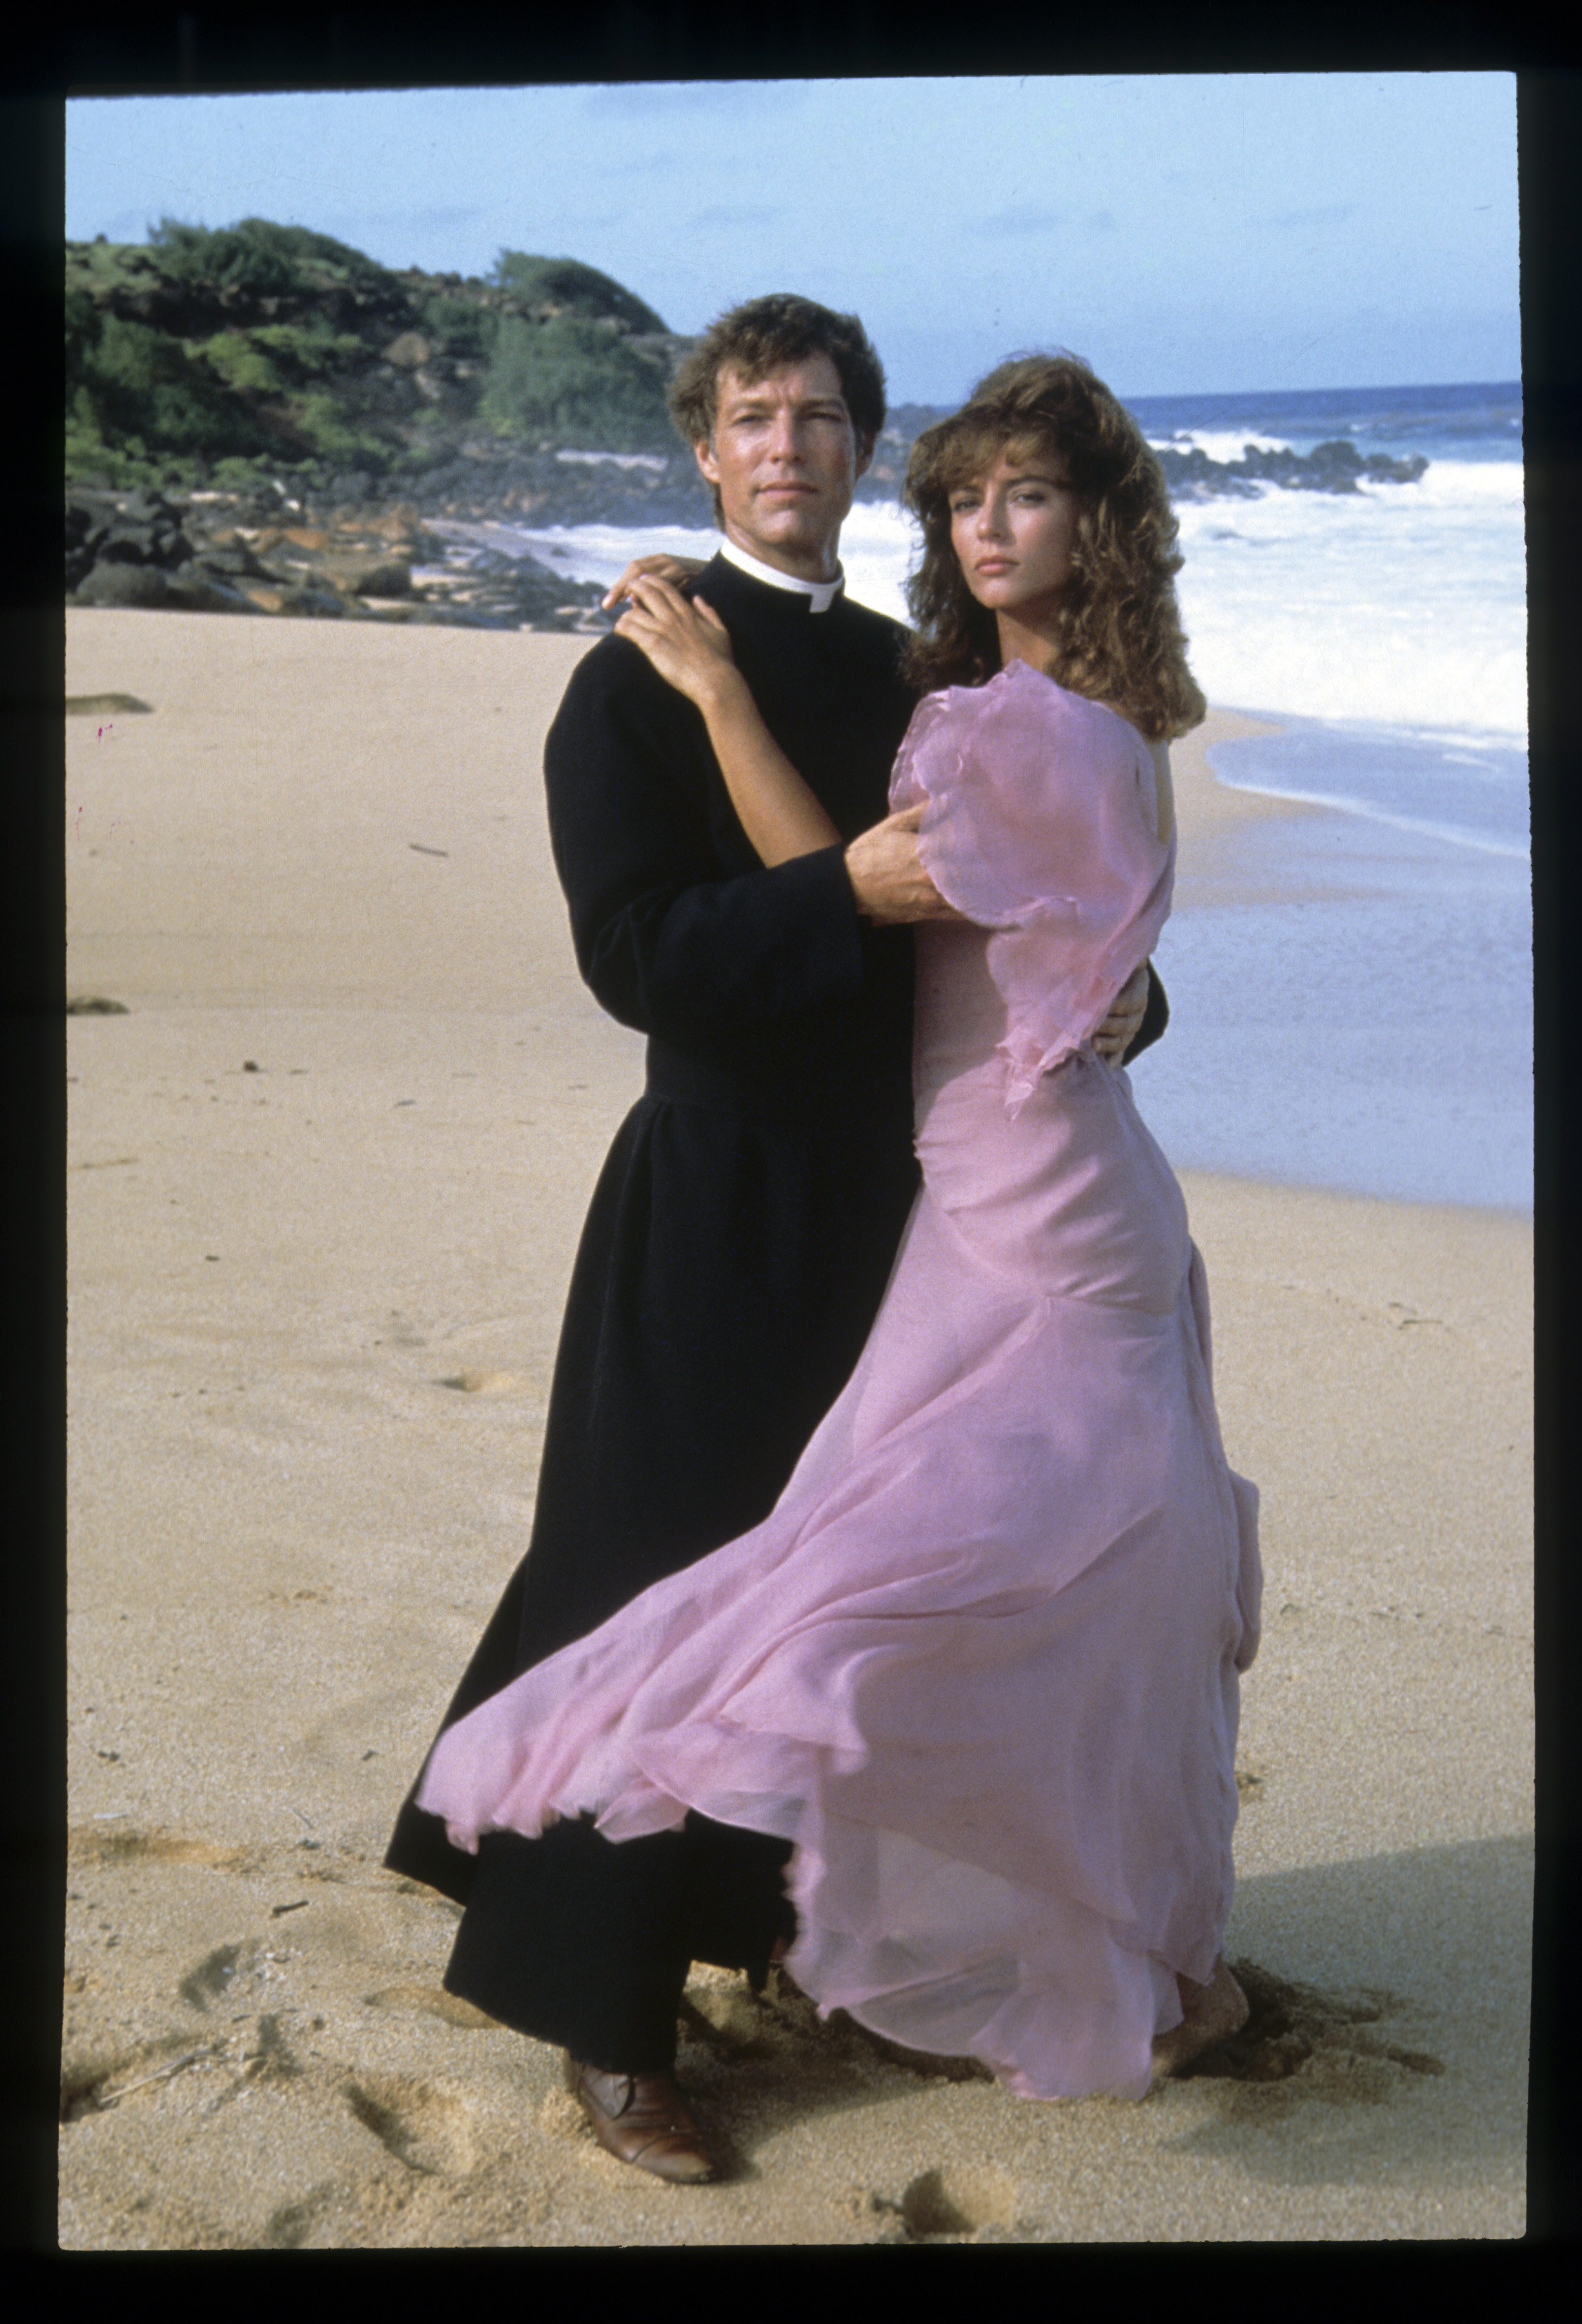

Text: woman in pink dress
xmin=418 ymin=354 xmax=1262 ymax=2107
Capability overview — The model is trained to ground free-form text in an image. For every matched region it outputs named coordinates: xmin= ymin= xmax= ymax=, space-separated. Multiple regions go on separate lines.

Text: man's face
xmin=694 ymin=354 xmax=873 ymax=580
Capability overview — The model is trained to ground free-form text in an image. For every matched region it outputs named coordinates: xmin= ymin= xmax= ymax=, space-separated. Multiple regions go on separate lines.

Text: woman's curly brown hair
xmin=902 ymin=354 xmax=1206 ymax=742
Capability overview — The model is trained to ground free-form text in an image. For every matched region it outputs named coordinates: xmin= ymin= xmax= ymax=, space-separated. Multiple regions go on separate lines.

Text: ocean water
xmin=1138 ymin=729 xmax=1532 ymax=1212
xmin=491 ymin=382 xmax=1530 ymax=1212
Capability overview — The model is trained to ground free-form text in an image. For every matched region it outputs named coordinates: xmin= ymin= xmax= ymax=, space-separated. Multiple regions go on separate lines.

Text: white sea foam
xmin=555 ymin=450 xmax=669 ymax=470
xmin=493 ymin=519 xmax=720 ymax=582
xmin=1146 ymin=429 xmax=1293 ymax=462
xmin=491 ymin=452 xmax=1528 ymax=743
xmin=1170 ymin=462 xmax=1527 ymax=738
xmin=848 ymin=474 xmax=1528 ymax=741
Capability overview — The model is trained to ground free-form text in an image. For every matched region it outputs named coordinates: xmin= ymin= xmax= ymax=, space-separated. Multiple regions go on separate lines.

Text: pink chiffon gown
xmin=418 ymin=659 xmax=1263 ymax=2103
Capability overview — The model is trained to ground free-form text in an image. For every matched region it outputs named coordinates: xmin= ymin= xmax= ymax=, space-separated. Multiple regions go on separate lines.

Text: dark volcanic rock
xmin=72 ymin=562 xmax=178 ymax=609
xmin=95 ymin=519 xmax=194 ymax=567
xmin=163 ymin=571 xmax=263 ymax=615
xmin=65 ymin=691 xmax=153 ymax=716
xmin=188 ymin=544 xmax=277 ymax=580
xmin=1149 ymin=447 xmax=1263 ymax=502
xmin=321 ymin=554 xmax=412 ymax=598
xmin=403 ymin=536 xmax=612 ymax=633
xmin=230 ymin=578 xmax=348 ymax=618
xmin=1155 ymin=436 xmax=1428 ymax=500
xmin=65 ymin=508 xmax=110 ymax=592
xmin=74 ymin=487 xmax=198 ymax=586
xmin=119 ymin=487 xmax=177 ymax=525
xmin=63 ymin=469 xmax=618 ymax=632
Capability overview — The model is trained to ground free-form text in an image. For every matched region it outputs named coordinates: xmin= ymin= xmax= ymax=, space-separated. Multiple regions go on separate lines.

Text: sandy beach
xmin=63 ymin=609 xmax=1532 ymax=2246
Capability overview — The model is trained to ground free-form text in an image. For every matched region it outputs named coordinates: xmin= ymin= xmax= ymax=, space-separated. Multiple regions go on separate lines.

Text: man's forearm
xmin=696 ymin=669 xmax=842 ymax=867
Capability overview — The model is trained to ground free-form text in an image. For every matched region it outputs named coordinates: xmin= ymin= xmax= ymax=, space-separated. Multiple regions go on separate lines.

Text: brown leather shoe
xmin=564 ymin=2055 xmax=718 ymax=2185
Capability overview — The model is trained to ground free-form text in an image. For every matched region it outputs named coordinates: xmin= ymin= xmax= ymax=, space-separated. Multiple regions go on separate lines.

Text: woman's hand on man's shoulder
xmin=602 ymin=553 xmax=709 ymax=611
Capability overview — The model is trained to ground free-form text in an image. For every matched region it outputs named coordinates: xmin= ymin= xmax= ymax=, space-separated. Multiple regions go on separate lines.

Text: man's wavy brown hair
xmin=669 ymin=294 xmax=886 ymax=527
xmin=902 ymin=354 xmax=1206 ymax=742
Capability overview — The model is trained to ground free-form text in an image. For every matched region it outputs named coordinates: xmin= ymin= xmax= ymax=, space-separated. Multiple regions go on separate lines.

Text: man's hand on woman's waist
xmin=844 ymin=804 xmax=965 ymax=924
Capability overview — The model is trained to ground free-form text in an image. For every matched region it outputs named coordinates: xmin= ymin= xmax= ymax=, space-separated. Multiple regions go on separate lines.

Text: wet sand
xmin=64 ymin=610 xmax=1530 ymax=2244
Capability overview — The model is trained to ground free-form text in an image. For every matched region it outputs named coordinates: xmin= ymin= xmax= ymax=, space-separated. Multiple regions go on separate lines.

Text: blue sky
xmin=66 ymin=74 xmax=1519 ymax=403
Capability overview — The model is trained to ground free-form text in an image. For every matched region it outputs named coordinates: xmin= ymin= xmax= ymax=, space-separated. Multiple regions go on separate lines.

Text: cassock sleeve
xmin=1129 ymin=961 xmax=1170 ymax=1062
xmin=544 ymin=640 xmax=870 ymax=1039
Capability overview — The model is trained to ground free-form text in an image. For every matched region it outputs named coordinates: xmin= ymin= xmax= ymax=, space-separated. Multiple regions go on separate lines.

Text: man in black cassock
xmin=385 ymin=295 xmax=1166 ymax=2180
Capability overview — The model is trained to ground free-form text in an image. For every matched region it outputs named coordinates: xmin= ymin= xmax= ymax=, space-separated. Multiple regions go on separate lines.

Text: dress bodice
xmin=910 ymin=921 xmax=1190 ymax=1313
xmin=893 ymin=666 xmax=1186 ymax=1316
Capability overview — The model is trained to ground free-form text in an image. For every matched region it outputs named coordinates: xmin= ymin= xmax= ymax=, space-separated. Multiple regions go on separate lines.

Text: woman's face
xmin=948 ymin=444 xmax=1078 ymax=626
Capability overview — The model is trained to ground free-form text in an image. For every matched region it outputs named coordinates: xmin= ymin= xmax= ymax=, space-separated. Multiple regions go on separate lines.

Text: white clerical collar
xmin=718 ymin=536 xmax=844 ymax=613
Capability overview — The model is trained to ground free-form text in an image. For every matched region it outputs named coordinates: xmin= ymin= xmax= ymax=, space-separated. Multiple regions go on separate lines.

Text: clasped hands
xmin=603 ymin=555 xmax=1151 ymax=1061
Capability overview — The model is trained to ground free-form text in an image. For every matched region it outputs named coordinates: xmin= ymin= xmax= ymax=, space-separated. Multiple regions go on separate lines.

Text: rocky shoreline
xmin=65 ymin=418 xmax=1432 ymax=638
xmin=65 ymin=476 xmax=620 ymax=636
xmin=59 ymin=400 xmax=941 ymax=636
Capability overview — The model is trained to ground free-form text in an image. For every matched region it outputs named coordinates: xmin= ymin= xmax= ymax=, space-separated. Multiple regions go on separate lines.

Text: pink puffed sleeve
xmin=889 ymin=660 xmax=1175 ymax=1114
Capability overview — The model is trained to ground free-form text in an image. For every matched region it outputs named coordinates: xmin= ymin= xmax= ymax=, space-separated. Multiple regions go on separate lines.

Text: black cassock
xmin=384 ymin=553 xmax=1168 ymax=2070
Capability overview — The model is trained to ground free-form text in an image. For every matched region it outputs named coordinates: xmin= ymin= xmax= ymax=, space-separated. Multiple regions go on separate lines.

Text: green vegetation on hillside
xmin=480 ymin=314 xmax=676 ymax=451
xmin=147 ymin=217 xmax=396 ymax=298
xmin=489 ymin=252 xmax=669 ymax=336
xmin=65 ymin=222 xmax=685 ymax=489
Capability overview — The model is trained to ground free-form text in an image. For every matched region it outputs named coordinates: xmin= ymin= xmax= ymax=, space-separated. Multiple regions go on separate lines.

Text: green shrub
xmin=148 ymin=219 xmax=294 ymax=298
xmin=78 ymin=313 xmax=259 ymax=457
xmin=420 ymin=293 xmax=498 ymax=362
xmin=480 ymin=313 xmax=671 ymax=449
xmin=64 ymin=394 xmax=164 ymax=487
xmin=65 ymin=387 xmax=116 ymax=478
xmin=65 ymin=226 xmax=678 ymax=478
xmin=251 ymin=320 xmax=365 ymax=370
xmin=289 ymin=391 xmax=390 ymax=467
xmin=490 ymin=252 xmax=668 ymax=335
xmin=65 ymin=284 xmax=101 ymax=380
xmin=147 ymin=217 xmax=397 ymax=299
xmin=199 ymin=331 xmax=282 ymax=394
xmin=212 ymin=454 xmax=278 ymax=490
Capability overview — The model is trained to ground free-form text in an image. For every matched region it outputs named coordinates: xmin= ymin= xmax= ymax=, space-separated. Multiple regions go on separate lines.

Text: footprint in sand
xmin=61 ymin=2029 xmax=228 ymax=2124
xmin=676 ymin=1967 xmax=1000 ymax=2103
xmin=1159 ymin=1958 xmax=1446 ymax=2105
xmin=857 ymin=2165 xmax=1021 ymax=2243
xmin=341 ymin=2074 xmax=478 ymax=2176
xmin=363 ymin=1984 xmax=500 ymax=2032
xmin=260 ymin=2185 xmax=339 ymax=2250
xmin=438 ymin=1370 xmax=527 ymax=1394
xmin=177 ymin=1938 xmax=269 ymax=2013
xmin=69 ymin=1824 xmax=250 ymax=1874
